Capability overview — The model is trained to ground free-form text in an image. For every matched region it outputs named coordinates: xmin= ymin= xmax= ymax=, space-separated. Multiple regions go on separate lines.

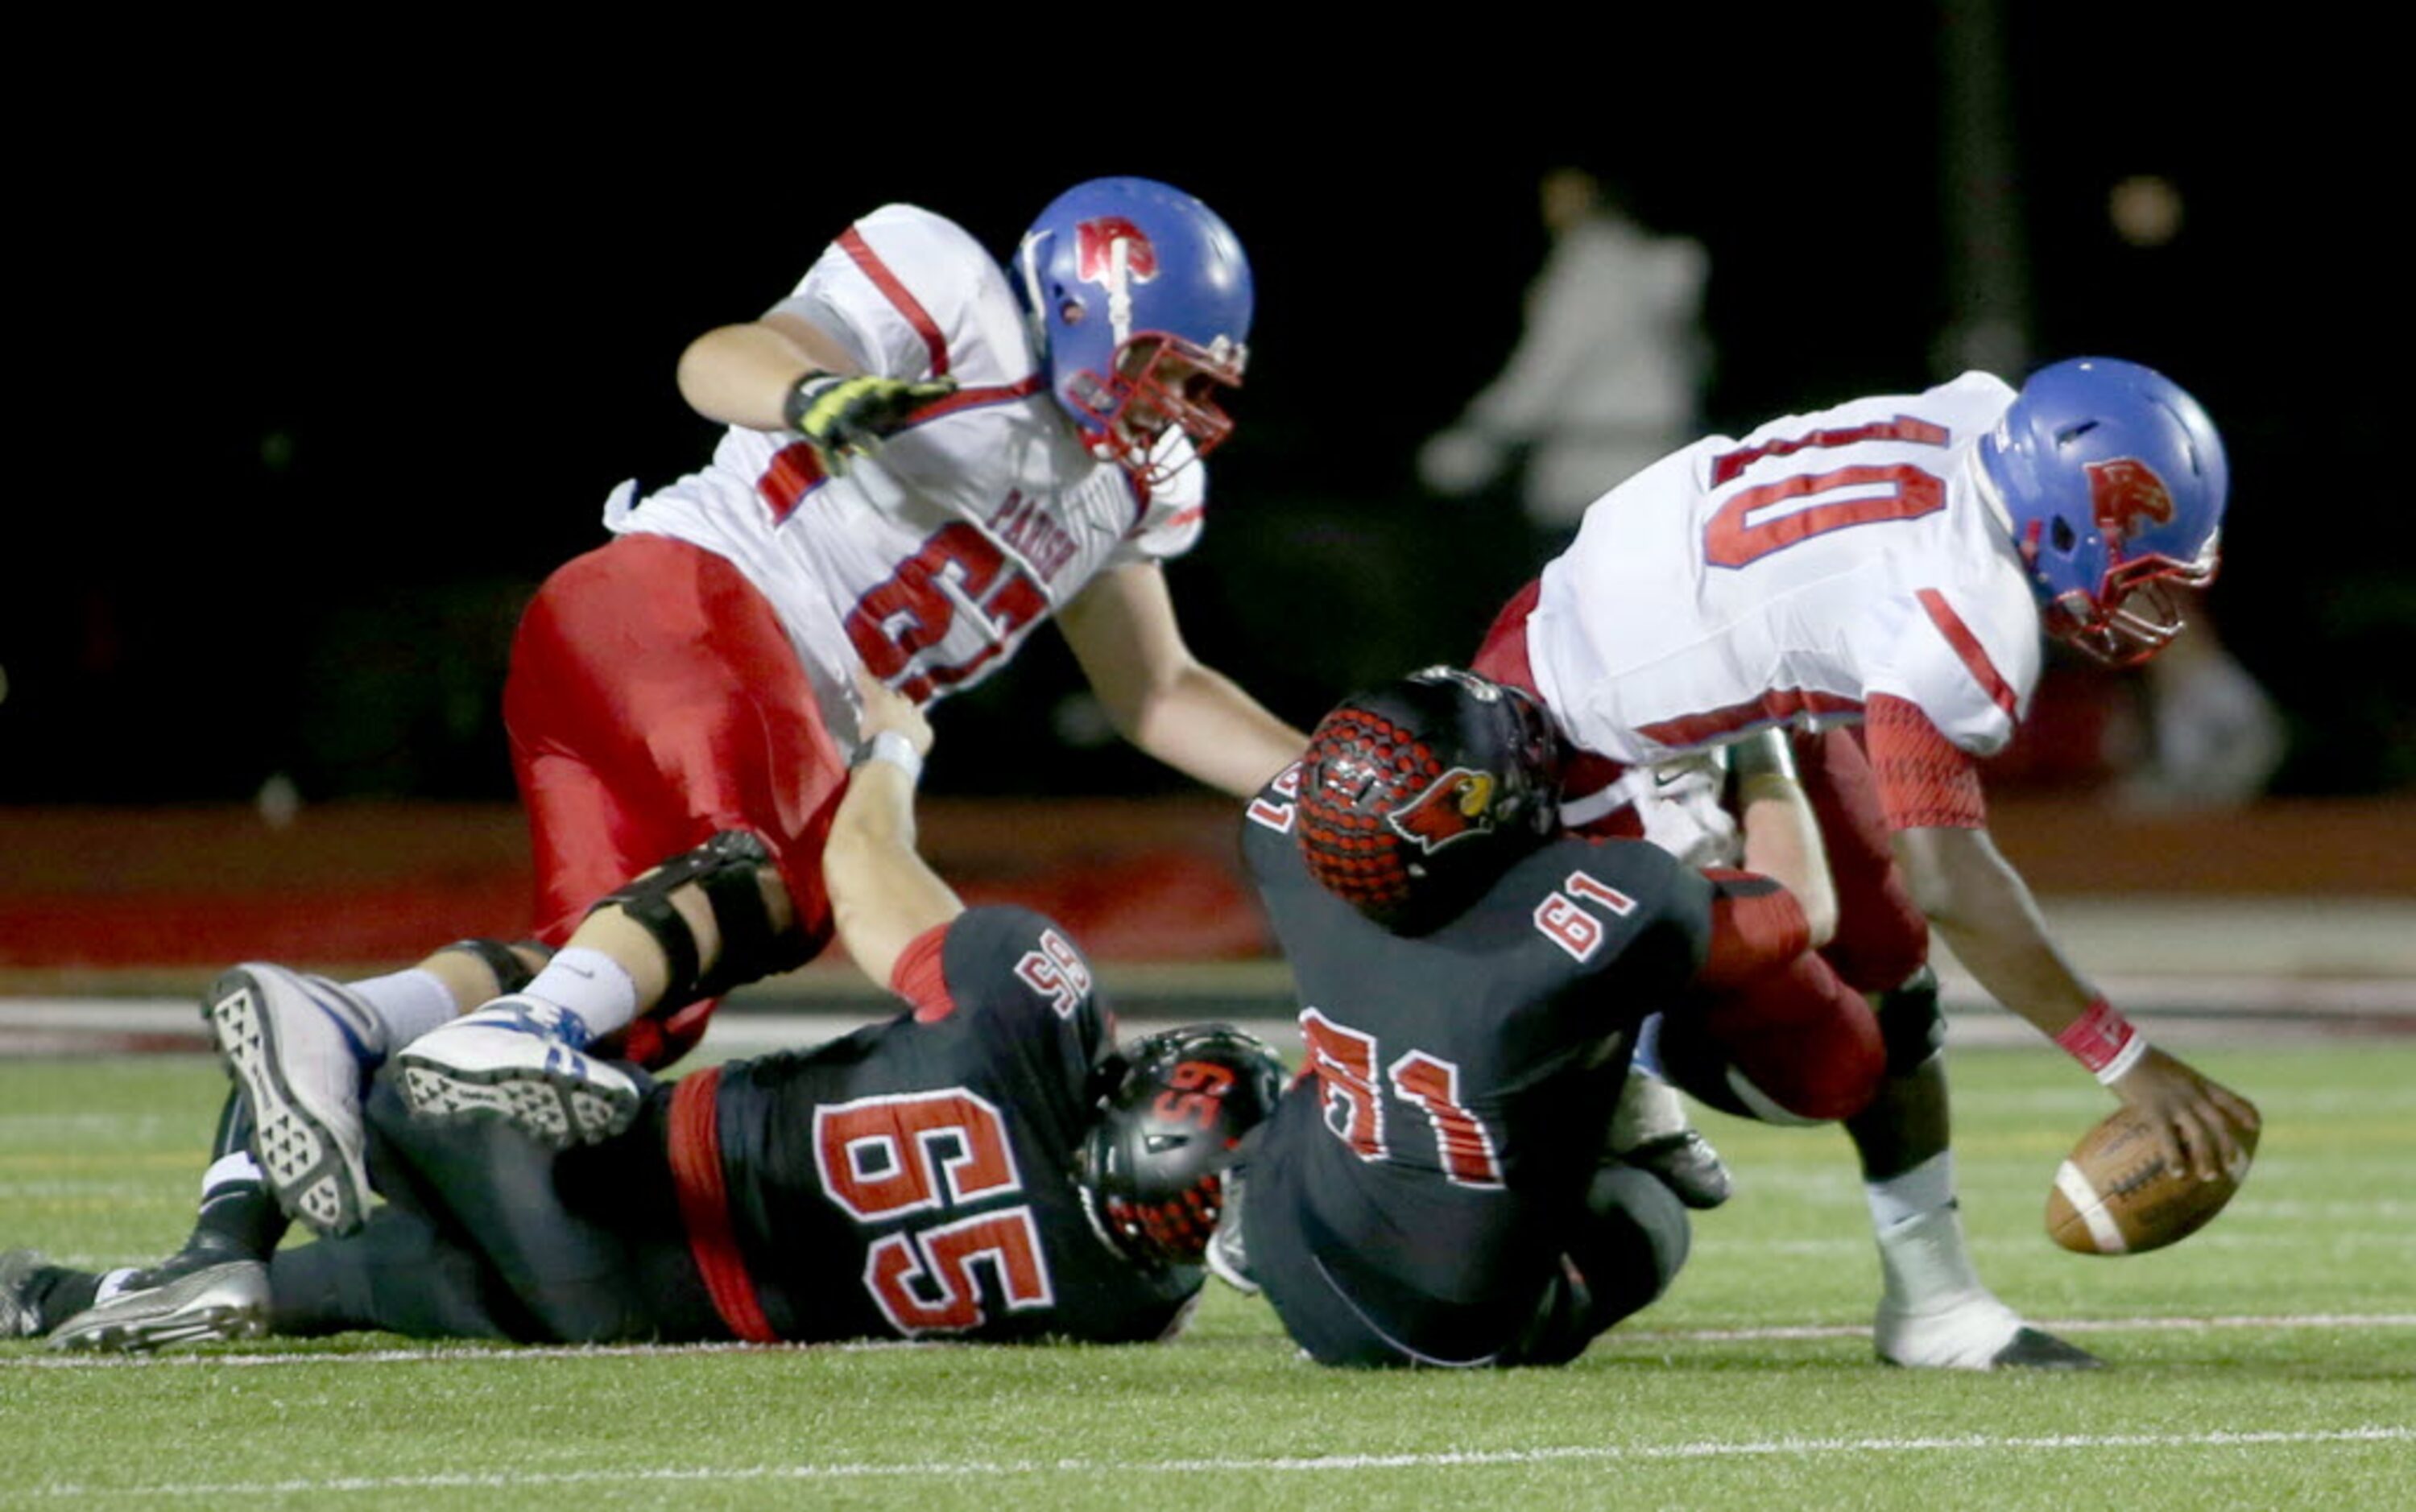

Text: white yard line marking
xmin=8 ymin=1427 xmax=2412 ymax=1500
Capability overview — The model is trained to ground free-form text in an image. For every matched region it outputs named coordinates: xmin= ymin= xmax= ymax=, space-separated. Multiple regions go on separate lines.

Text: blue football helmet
xmin=1013 ymin=177 xmax=1252 ymax=487
xmin=1978 ymin=357 xmax=2228 ymax=666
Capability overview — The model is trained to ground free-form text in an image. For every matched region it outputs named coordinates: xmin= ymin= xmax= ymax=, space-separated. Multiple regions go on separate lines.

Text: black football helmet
xmin=1078 ymin=1023 xmax=1286 ymax=1270
xmin=1295 ymin=666 xmax=1565 ymax=934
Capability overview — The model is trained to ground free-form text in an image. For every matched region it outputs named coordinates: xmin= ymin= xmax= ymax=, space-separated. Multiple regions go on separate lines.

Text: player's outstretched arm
xmin=1057 ymin=562 xmax=1309 ymax=799
xmin=826 ymin=669 xmax=964 ymax=987
xmin=1893 ymin=821 xmax=2257 ymax=1180
xmin=676 ymin=311 xmax=862 ymax=432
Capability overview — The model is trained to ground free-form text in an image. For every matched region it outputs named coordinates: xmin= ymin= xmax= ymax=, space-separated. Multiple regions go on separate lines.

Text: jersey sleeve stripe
xmin=666 ymin=1068 xmax=781 ymax=1343
xmin=892 ymin=923 xmax=957 ymax=1022
xmin=839 ymin=226 xmax=950 ymax=378
xmin=899 ymin=374 xmax=1048 ymax=427
xmin=757 ymin=440 xmax=829 ymax=523
xmin=1915 ymin=588 xmax=2019 ymax=717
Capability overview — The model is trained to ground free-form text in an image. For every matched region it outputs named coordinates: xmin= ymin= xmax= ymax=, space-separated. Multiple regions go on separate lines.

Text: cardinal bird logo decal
xmin=1387 ymin=767 xmax=1500 ymax=853
xmin=2085 ymin=457 xmax=2175 ymax=546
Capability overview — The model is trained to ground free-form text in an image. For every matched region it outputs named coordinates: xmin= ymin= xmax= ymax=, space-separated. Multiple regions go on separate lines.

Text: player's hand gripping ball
xmin=783 ymin=370 xmax=958 ymax=475
xmin=2045 ymin=1100 xmax=2260 ymax=1255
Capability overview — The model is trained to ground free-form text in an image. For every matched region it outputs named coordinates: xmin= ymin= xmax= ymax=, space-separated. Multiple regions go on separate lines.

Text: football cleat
xmin=1609 ymin=1068 xmax=1734 ymax=1210
xmin=395 ymin=996 xmax=637 ymax=1148
xmin=1617 ymin=1130 xmax=1735 ymax=1212
xmin=207 ymin=964 xmax=387 ymax=1238
xmin=1872 ymin=1204 xmax=2101 ymax=1369
xmin=1876 ymin=1291 xmax=2102 ymax=1371
xmin=2 ymin=1249 xmax=49 ymax=1338
xmin=47 ymin=1261 xmax=270 ymax=1353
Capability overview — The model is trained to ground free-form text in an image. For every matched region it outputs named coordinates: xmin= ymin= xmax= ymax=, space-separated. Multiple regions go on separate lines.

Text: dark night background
xmin=4 ymin=14 xmax=2404 ymax=810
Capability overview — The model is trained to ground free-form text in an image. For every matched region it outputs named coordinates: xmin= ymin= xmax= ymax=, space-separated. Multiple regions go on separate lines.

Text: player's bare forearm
xmin=1058 ymin=564 xmax=1309 ymax=798
xmin=825 ymin=670 xmax=962 ymax=985
xmin=1893 ymin=824 xmax=2096 ymax=1038
xmin=677 ymin=312 xmax=861 ymax=431
xmin=1123 ymin=664 xmax=1309 ymax=799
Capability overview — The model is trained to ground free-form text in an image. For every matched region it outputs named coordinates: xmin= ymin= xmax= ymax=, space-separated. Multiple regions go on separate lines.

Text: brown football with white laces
xmin=2045 ymin=1099 xmax=2260 ymax=1255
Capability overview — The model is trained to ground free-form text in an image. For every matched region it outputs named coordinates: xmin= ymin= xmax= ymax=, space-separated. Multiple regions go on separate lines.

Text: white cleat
xmin=47 ymin=1261 xmax=271 ymax=1353
xmin=207 ymin=965 xmax=385 ymax=1238
xmin=395 ymin=997 xmax=638 ymax=1148
xmin=1872 ymin=1204 xmax=2100 ymax=1369
xmin=1876 ymin=1290 xmax=2101 ymax=1370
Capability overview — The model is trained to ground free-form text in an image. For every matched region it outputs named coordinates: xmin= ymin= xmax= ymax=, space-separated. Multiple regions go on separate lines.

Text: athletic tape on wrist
xmin=2054 ymin=997 xmax=2148 ymax=1084
xmin=859 ymin=729 xmax=924 ymax=786
xmin=780 ymin=370 xmax=840 ymax=433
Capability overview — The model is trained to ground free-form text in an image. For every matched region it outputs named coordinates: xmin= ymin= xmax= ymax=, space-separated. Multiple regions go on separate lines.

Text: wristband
xmin=2054 ymin=997 xmax=2149 ymax=1084
xmin=780 ymin=370 xmax=841 ymax=433
xmin=855 ymin=729 xmax=924 ymax=787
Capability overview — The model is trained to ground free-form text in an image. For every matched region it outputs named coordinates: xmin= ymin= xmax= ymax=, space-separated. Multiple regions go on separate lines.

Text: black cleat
xmin=1990 ymin=1325 xmax=2104 ymax=1370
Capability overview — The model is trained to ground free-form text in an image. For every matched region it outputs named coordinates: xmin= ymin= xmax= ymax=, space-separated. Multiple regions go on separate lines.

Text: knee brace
xmin=439 ymin=937 xmax=548 ymax=998
xmin=1874 ymin=965 xmax=1946 ymax=1077
xmin=587 ymin=830 xmax=810 ymax=1010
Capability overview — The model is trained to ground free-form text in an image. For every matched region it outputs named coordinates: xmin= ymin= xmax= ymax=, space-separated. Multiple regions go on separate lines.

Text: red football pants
xmin=502 ymin=535 xmax=846 ymax=1066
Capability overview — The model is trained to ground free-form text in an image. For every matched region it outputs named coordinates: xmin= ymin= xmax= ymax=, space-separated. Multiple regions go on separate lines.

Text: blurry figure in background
xmin=2113 ymin=609 xmax=2285 ymax=809
xmin=1474 ymin=357 xmax=2261 ymax=1367
xmin=2088 ymin=174 xmax=2283 ymax=810
xmin=1417 ymin=165 xmax=1711 ymax=560
xmin=1416 ymin=164 xmax=1722 ymax=1191
xmin=67 ymin=176 xmax=1308 ymax=1314
xmin=12 ymin=676 xmax=1285 ymax=1352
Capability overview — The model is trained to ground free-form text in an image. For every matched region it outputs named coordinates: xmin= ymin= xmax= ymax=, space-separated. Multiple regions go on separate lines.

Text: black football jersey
xmin=677 ymin=905 xmax=1200 ymax=1344
xmin=1240 ymin=766 xmax=1718 ymax=1312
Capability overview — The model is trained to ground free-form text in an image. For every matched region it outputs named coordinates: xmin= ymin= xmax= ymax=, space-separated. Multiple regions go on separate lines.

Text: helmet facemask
xmin=1075 ymin=1024 xmax=1286 ymax=1270
xmin=1062 ymin=332 xmax=1247 ymax=488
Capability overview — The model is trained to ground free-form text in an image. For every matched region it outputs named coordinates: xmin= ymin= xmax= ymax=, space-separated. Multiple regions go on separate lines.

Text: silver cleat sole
xmin=207 ymin=969 xmax=369 ymax=1237
xmin=48 ymin=1262 xmax=271 ymax=1353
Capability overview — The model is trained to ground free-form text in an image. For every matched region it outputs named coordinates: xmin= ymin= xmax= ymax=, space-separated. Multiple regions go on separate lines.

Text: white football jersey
xmin=606 ymin=204 xmax=1206 ymax=745
xmin=1527 ymin=373 xmax=2044 ymax=777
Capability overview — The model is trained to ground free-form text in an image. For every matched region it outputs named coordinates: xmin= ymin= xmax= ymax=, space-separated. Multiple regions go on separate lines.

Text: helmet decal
xmin=1296 ymin=668 xmax=1564 ymax=934
xmin=1387 ymin=767 xmax=1500 ymax=853
xmin=1074 ymin=215 xmax=1158 ymax=345
xmin=1078 ymin=1024 xmax=1286 ymax=1270
xmin=2086 ymin=456 xmax=2175 ymax=544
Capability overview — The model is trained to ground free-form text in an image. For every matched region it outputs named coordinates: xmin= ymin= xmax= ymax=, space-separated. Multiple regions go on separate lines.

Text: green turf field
xmin=3 ymin=1041 xmax=2410 ymax=1510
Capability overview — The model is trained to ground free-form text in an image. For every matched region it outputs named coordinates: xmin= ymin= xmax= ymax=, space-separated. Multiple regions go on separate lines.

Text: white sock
xmin=199 ymin=1151 xmax=261 ymax=1200
xmin=1866 ymin=1149 xmax=1958 ymax=1235
xmin=517 ymin=948 xmax=642 ymax=1039
xmin=345 ymin=968 xmax=462 ymax=1050
xmin=1870 ymin=1152 xmax=1984 ymax=1314
xmin=92 ymin=1267 xmax=142 ymax=1304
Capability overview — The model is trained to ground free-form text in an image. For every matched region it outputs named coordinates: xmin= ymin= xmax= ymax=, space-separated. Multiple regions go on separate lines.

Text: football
xmin=2045 ymin=1100 xmax=2261 ymax=1255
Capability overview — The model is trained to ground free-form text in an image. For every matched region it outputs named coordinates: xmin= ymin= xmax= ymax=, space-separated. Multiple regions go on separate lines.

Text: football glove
xmin=781 ymin=370 xmax=958 ymax=475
